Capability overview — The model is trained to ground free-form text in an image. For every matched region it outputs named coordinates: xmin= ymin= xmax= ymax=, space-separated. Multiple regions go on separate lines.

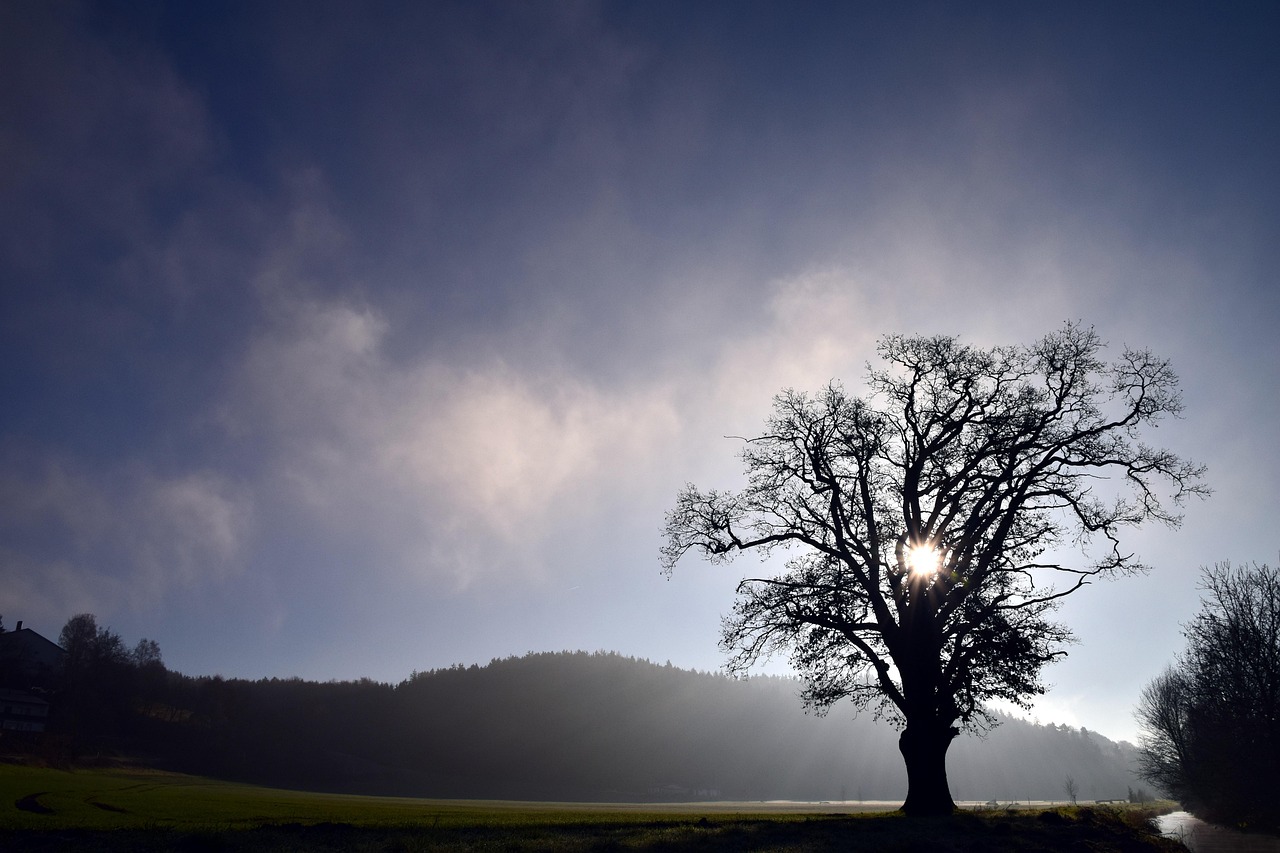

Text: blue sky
xmin=3 ymin=0 xmax=1278 ymax=745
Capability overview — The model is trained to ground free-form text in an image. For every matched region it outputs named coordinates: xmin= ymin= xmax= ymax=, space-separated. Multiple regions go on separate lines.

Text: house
xmin=0 ymin=622 xmax=66 ymax=690
xmin=0 ymin=687 xmax=50 ymax=733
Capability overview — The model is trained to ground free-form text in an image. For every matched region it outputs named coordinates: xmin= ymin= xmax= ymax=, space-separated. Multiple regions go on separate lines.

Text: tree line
xmin=4 ymin=620 xmax=1147 ymax=803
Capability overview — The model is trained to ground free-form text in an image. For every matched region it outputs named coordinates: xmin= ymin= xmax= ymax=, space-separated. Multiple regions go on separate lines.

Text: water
xmin=1155 ymin=812 xmax=1280 ymax=853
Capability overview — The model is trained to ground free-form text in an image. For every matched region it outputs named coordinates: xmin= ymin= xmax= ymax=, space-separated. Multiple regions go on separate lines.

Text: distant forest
xmin=8 ymin=628 xmax=1151 ymax=802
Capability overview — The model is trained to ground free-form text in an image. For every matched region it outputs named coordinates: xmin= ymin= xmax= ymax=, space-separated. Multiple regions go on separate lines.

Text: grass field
xmin=1 ymin=762 xmax=1185 ymax=851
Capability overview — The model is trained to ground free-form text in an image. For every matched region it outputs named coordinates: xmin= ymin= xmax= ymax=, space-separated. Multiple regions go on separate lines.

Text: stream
xmin=1154 ymin=812 xmax=1280 ymax=853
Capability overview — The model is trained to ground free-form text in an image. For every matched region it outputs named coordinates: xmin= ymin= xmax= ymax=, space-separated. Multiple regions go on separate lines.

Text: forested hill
xmin=102 ymin=650 xmax=1147 ymax=802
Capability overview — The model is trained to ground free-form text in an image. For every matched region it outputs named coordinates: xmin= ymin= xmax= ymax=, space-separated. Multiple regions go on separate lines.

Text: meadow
xmin=1 ymin=762 xmax=1185 ymax=851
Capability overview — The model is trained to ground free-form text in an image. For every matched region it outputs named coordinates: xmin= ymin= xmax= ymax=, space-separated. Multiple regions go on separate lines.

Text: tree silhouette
xmin=57 ymin=613 xmax=133 ymax=741
xmin=663 ymin=324 xmax=1206 ymax=815
xmin=1137 ymin=561 xmax=1280 ymax=829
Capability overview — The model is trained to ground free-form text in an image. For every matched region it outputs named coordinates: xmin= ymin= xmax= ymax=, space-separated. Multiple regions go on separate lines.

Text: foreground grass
xmin=1 ymin=763 xmax=1184 ymax=851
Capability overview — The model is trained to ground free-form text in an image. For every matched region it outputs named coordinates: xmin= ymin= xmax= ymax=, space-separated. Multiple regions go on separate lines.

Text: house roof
xmin=0 ymin=627 xmax=66 ymax=661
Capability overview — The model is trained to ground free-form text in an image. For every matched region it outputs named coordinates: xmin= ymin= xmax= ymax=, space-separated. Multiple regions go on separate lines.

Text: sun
xmin=906 ymin=543 xmax=942 ymax=577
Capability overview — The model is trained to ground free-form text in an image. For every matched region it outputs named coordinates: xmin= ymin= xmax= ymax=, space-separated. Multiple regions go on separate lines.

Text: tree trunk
xmin=898 ymin=721 xmax=958 ymax=816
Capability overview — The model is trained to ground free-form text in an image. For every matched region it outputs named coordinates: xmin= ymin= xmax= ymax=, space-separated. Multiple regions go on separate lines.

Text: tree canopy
xmin=663 ymin=323 xmax=1206 ymax=815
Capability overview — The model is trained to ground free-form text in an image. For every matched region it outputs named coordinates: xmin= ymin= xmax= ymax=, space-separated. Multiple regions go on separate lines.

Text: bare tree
xmin=1134 ymin=666 xmax=1192 ymax=799
xmin=663 ymin=324 xmax=1206 ymax=816
xmin=1137 ymin=562 xmax=1280 ymax=829
xmin=131 ymin=638 xmax=163 ymax=669
xmin=59 ymin=613 xmax=128 ymax=671
xmin=1064 ymin=774 xmax=1079 ymax=805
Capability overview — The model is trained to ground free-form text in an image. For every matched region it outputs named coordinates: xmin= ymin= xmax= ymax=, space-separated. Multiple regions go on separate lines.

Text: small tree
xmin=1137 ymin=562 xmax=1280 ymax=829
xmin=1064 ymin=774 xmax=1079 ymax=805
xmin=664 ymin=324 xmax=1206 ymax=815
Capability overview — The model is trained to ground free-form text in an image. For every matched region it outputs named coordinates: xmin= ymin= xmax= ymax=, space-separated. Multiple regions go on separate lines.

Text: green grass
xmin=1 ymin=762 xmax=648 ymax=830
xmin=1 ymin=763 xmax=1185 ymax=851
xmin=1 ymin=763 xmax=833 ymax=829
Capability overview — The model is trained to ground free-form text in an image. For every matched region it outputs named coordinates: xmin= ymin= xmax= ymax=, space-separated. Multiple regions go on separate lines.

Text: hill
xmin=104 ymin=651 xmax=1147 ymax=802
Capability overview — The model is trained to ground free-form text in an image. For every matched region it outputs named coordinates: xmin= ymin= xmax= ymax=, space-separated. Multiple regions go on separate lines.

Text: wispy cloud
xmin=0 ymin=451 xmax=251 ymax=618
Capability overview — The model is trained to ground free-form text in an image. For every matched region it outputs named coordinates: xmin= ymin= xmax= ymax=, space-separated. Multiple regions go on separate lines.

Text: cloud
xmin=136 ymin=472 xmax=249 ymax=581
xmin=205 ymin=184 xmax=905 ymax=594
xmin=227 ymin=281 xmax=683 ymax=587
xmin=0 ymin=1 xmax=215 ymax=274
xmin=0 ymin=451 xmax=252 ymax=618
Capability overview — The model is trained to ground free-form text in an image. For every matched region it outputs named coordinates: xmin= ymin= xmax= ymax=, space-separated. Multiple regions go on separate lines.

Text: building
xmin=0 ymin=622 xmax=66 ymax=690
xmin=0 ymin=687 xmax=50 ymax=733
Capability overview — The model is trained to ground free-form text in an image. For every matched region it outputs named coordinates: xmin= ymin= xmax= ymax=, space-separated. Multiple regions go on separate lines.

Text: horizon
xmin=3 ymin=1 xmax=1279 ymax=748
xmin=0 ymin=620 xmax=1164 ymax=747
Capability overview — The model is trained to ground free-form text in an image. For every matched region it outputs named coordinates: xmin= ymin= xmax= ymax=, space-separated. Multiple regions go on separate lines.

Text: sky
xmin=2 ymin=0 xmax=1278 ymax=747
